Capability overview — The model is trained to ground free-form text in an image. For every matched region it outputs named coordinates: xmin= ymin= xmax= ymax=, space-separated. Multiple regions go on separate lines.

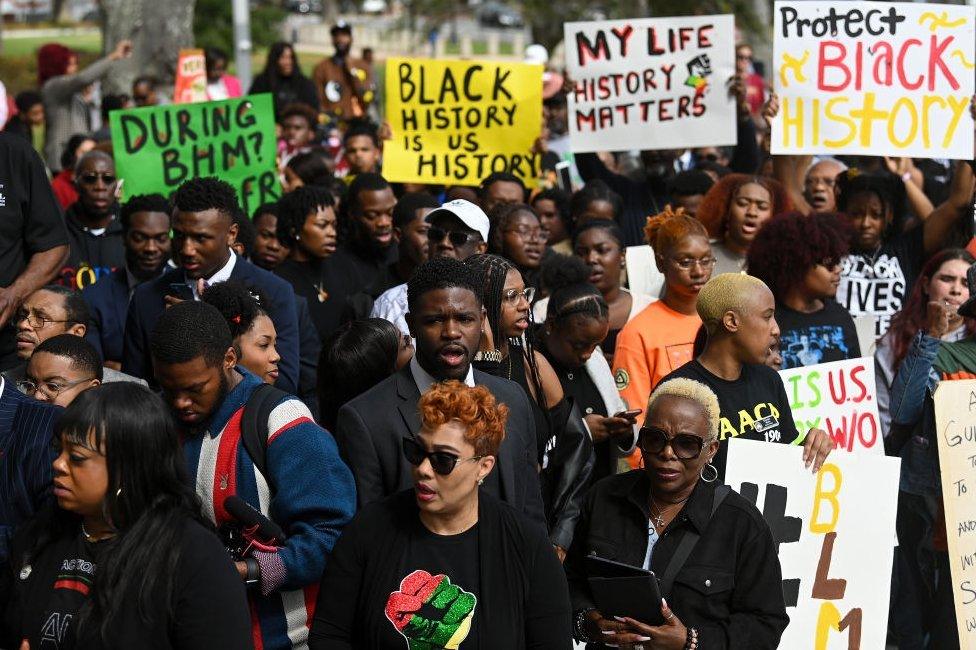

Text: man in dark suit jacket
xmin=334 ymin=257 xmax=545 ymax=524
xmin=82 ymin=194 xmax=172 ymax=366
xmin=121 ymin=178 xmax=299 ymax=392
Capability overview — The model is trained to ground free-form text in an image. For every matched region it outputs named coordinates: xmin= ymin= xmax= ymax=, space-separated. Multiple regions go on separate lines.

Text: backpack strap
xmin=658 ymin=484 xmax=732 ymax=598
xmin=240 ymin=383 xmax=291 ymax=495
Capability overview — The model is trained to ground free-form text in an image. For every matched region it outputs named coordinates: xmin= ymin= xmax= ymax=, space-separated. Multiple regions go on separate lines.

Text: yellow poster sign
xmin=382 ymin=57 xmax=543 ymax=187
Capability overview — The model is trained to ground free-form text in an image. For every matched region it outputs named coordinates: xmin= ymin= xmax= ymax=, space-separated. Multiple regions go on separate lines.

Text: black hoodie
xmin=58 ymin=202 xmax=125 ymax=290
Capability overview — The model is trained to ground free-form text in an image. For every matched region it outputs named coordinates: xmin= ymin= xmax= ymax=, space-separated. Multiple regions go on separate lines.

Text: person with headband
xmin=661 ymin=273 xmax=834 ymax=479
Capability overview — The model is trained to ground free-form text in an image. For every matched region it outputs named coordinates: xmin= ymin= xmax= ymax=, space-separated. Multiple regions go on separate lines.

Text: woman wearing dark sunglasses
xmin=565 ymin=378 xmax=788 ymax=650
xmin=309 ymin=381 xmax=572 ymax=649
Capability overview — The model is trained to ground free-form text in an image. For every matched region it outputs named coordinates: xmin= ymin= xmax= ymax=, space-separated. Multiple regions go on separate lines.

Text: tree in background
xmin=194 ymin=0 xmax=286 ymax=62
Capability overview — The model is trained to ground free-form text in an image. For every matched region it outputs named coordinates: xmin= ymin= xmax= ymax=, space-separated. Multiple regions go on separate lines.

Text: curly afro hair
xmin=695 ymin=174 xmax=792 ymax=240
xmin=746 ymin=212 xmax=851 ymax=302
xmin=201 ymin=280 xmax=268 ymax=340
xmin=419 ymin=380 xmax=509 ymax=457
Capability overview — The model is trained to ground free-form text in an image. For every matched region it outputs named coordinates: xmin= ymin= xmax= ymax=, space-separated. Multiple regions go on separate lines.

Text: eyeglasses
xmin=671 ymin=256 xmax=717 ymax=271
xmin=736 ymin=54 xmax=752 ymax=61
xmin=15 ymin=310 xmax=71 ymax=330
xmin=502 ymin=287 xmax=535 ymax=304
xmin=78 ymin=173 xmax=117 ymax=185
xmin=639 ymin=426 xmax=706 ymax=460
xmin=504 ymin=227 xmax=548 ymax=242
xmin=402 ymin=436 xmax=484 ymax=476
xmin=428 ymin=227 xmax=479 ymax=248
xmin=18 ymin=377 xmax=94 ymax=399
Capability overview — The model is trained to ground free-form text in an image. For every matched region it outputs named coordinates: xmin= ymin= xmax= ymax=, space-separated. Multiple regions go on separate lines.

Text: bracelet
xmin=901 ymin=171 xmax=912 ymax=182
xmin=474 ymin=350 xmax=502 ymax=363
xmin=244 ymin=557 xmax=261 ymax=586
xmin=573 ymin=608 xmax=595 ymax=643
xmin=684 ymin=626 xmax=699 ymax=650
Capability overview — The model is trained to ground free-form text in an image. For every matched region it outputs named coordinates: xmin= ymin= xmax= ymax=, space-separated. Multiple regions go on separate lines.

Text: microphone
xmin=224 ymin=496 xmax=286 ymax=543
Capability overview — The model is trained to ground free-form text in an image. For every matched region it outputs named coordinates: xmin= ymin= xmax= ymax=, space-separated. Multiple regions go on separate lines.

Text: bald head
xmin=697 ymin=273 xmax=771 ymax=334
xmin=76 ymin=149 xmax=115 ymax=171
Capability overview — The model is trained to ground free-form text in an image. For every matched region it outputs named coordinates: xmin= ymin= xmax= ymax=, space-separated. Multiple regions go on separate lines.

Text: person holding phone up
xmin=564 ymin=378 xmax=787 ymax=649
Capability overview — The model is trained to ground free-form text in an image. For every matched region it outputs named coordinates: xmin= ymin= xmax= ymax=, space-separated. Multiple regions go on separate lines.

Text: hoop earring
xmin=700 ymin=462 xmax=718 ymax=483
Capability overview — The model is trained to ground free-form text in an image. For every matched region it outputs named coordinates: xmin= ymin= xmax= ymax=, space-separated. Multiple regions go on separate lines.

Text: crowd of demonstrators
xmin=4 ymin=20 xmax=976 ymax=650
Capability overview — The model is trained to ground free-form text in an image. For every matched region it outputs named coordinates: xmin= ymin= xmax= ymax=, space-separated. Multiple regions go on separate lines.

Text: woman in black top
xmin=466 ymin=253 xmax=592 ymax=557
xmin=249 ymin=42 xmax=320 ymax=115
xmin=309 ymin=381 xmax=571 ymax=649
xmin=0 ymin=383 xmax=251 ymax=650
xmin=565 ymin=378 xmax=789 ymax=649
xmin=747 ymin=211 xmax=861 ymax=369
xmin=536 ymin=254 xmax=639 ymax=483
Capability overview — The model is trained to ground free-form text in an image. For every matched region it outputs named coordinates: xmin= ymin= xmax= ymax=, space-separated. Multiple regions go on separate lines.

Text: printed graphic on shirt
xmin=665 ymin=343 xmax=695 ymax=373
xmin=57 ymin=263 xmax=116 ymax=290
xmin=719 ymin=401 xmax=799 ymax=445
xmin=780 ymin=326 xmax=849 ymax=370
xmin=836 ymin=253 xmax=906 ymax=337
xmin=615 ymin=368 xmax=630 ymax=390
xmin=386 ymin=570 xmax=476 ymax=649
xmin=40 ymin=556 xmax=98 ymax=648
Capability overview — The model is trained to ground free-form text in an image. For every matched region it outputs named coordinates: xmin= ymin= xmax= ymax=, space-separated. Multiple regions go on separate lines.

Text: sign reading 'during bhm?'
xmin=725 ymin=439 xmax=900 ymax=649
xmin=563 ymin=15 xmax=736 ymax=153
xmin=779 ymin=357 xmax=882 ymax=454
xmin=772 ymin=1 xmax=976 ymax=159
xmin=110 ymin=94 xmax=280 ymax=216
xmin=934 ymin=380 xmax=976 ymax=647
xmin=382 ymin=58 xmax=543 ymax=186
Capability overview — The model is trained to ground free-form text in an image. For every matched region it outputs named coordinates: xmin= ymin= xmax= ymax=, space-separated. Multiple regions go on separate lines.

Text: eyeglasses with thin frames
xmin=670 ymin=256 xmax=717 ymax=271
xmin=15 ymin=310 xmax=72 ymax=330
xmin=502 ymin=287 xmax=535 ymax=304
xmin=18 ymin=377 xmax=95 ymax=400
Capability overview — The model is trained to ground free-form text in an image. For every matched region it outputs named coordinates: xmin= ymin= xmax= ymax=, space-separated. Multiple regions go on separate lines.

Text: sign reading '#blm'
xmin=772 ymin=1 xmax=976 ymax=159
xmin=779 ymin=357 xmax=882 ymax=455
xmin=382 ymin=58 xmax=542 ymax=186
xmin=110 ymin=94 xmax=280 ymax=216
xmin=563 ymin=15 xmax=736 ymax=153
xmin=725 ymin=439 xmax=900 ymax=650
xmin=934 ymin=380 xmax=976 ymax=647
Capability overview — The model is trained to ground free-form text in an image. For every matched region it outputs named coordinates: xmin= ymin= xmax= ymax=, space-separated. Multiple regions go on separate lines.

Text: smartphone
xmin=614 ymin=408 xmax=643 ymax=419
xmin=168 ymin=283 xmax=194 ymax=302
xmin=555 ymin=160 xmax=572 ymax=192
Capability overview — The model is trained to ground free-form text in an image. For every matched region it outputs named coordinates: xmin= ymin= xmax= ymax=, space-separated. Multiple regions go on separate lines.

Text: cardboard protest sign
xmin=934 ymin=379 xmax=976 ymax=646
xmin=726 ymin=438 xmax=900 ymax=649
xmin=382 ymin=58 xmax=543 ymax=186
xmin=779 ymin=357 xmax=882 ymax=454
xmin=563 ymin=15 xmax=736 ymax=153
xmin=174 ymin=49 xmax=208 ymax=104
xmin=772 ymin=1 xmax=976 ymax=159
xmin=110 ymin=94 xmax=279 ymax=216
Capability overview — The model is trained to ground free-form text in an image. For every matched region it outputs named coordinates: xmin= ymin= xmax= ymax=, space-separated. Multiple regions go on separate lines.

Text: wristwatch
xmin=244 ymin=557 xmax=261 ymax=587
xmin=474 ymin=350 xmax=502 ymax=363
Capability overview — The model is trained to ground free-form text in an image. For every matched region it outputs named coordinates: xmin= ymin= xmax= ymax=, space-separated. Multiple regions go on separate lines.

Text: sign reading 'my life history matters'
xmin=110 ymin=94 xmax=280 ymax=216
xmin=772 ymin=1 xmax=976 ymax=159
xmin=563 ymin=15 xmax=736 ymax=153
xmin=779 ymin=357 xmax=883 ymax=454
xmin=382 ymin=58 xmax=543 ymax=187
xmin=935 ymin=380 xmax=976 ymax=648
xmin=725 ymin=439 xmax=900 ymax=650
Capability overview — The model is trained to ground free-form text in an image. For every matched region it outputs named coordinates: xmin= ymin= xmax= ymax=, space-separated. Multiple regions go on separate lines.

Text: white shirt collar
xmin=190 ymin=250 xmax=237 ymax=300
xmin=409 ymin=355 xmax=475 ymax=394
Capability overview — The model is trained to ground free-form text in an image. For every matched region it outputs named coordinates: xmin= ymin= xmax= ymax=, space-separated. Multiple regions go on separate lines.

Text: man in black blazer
xmin=334 ymin=257 xmax=545 ymax=524
xmin=121 ymin=178 xmax=299 ymax=392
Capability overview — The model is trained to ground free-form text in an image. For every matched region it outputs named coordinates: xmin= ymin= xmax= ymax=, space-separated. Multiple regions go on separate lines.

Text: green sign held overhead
xmin=110 ymin=93 xmax=280 ymax=216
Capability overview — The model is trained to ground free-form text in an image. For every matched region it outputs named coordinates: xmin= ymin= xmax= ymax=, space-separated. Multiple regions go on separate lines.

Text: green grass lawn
xmin=2 ymin=31 xmax=102 ymax=57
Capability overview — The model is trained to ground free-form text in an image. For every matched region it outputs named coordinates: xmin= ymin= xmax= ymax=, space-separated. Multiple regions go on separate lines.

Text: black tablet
xmin=585 ymin=555 xmax=665 ymax=626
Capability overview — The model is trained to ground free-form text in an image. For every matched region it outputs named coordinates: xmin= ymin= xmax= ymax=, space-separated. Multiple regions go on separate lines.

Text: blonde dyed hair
xmin=647 ymin=378 xmax=721 ymax=442
xmin=697 ymin=273 xmax=770 ymax=334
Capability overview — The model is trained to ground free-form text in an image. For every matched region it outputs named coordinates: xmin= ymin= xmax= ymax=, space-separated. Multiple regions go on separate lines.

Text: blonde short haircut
xmin=647 ymin=378 xmax=721 ymax=442
xmin=696 ymin=273 xmax=770 ymax=334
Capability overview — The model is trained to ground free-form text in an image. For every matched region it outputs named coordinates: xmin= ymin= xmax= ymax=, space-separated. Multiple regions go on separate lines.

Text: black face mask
xmin=334 ymin=43 xmax=351 ymax=58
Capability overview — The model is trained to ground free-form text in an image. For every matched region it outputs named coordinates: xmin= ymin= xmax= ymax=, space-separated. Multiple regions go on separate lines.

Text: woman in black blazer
xmin=309 ymin=381 xmax=572 ymax=649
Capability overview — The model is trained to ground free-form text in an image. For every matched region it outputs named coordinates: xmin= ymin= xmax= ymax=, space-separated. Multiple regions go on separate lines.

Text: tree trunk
xmin=321 ymin=0 xmax=338 ymax=24
xmin=100 ymin=0 xmax=196 ymax=95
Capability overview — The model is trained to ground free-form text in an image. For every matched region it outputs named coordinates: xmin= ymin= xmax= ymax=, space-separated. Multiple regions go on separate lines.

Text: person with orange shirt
xmin=613 ymin=207 xmax=714 ymax=432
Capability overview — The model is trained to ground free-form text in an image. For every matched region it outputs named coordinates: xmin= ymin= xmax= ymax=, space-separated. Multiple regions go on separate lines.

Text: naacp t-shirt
xmin=663 ymin=360 xmax=800 ymax=479
xmin=776 ymin=300 xmax=861 ymax=370
xmin=382 ymin=521 xmax=481 ymax=649
xmin=836 ymin=227 xmax=924 ymax=339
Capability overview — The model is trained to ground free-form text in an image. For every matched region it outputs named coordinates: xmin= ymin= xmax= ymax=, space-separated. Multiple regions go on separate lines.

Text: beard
xmin=181 ymin=372 xmax=231 ymax=438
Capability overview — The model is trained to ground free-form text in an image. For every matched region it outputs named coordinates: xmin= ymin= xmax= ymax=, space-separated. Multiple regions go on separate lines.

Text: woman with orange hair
xmin=310 ymin=381 xmax=572 ymax=649
xmin=613 ymin=207 xmax=714 ymax=429
xmin=695 ymin=173 xmax=792 ymax=276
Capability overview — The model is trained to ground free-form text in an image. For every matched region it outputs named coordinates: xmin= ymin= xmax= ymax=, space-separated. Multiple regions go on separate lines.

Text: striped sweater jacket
xmin=182 ymin=368 xmax=356 ymax=650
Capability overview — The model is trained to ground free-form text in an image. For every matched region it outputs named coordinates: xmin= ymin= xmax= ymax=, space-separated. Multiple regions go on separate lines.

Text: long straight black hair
xmin=42 ymin=383 xmax=208 ymax=641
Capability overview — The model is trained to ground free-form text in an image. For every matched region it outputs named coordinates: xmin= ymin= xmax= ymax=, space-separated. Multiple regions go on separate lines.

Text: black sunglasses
xmin=428 ymin=226 xmax=477 ymax=248
xmin=639 ymin=426 xmax=705 ymax=460
xmin=78 ymin=173 xmax=116 ymax=185
xmin=402 ymin=436 xmax=484 ymax=475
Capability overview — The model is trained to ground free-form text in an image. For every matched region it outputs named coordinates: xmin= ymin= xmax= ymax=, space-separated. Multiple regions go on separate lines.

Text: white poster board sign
xmin=934 ymin=379 xmax=976 ymax=647
xmin=725 ymin=439 xmax=900 ymax=649
xmin=771 ymin=1 xmax=976 ymax=159
xmin=778 ymin=357 xmax=883 ymax=454
xmin=564 ymin=15 xmax=736 ymax=153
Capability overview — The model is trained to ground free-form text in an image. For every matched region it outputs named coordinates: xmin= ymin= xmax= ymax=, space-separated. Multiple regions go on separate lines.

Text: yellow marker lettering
xmin=942 ymin=95 xmax=970 ymax=148
xmin=887 ymin=98 xmax=918 ymax=149
xmin=810 ymin=463 xmax=842 ymax=534
xmin=921 ymin=96 xmax=947 ymax=148
xmin=781 ymin=97 xmax=804 ymax=149
xmin=823 ymin=98 xmax=855 ymax=148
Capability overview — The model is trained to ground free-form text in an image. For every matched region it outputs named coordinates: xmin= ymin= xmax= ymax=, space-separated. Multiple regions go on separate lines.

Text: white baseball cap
xmin=425 ymin=199 xmax=490 ymax=242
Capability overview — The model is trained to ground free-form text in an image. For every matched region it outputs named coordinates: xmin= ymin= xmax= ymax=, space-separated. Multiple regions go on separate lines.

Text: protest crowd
xmin=2 ymin=3 xmax=976 ymax=649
